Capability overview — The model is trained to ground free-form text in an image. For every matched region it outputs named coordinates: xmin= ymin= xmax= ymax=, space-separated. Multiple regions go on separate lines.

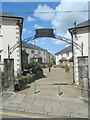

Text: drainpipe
xmin=69 ymin=29 xmax=75 ymax=84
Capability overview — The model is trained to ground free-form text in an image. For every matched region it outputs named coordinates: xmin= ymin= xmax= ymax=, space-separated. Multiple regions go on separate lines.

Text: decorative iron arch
xmin=8 ymin=28 xmax=83 ymax=59
xmin=7 ymin=28 xmax=84 ymax=78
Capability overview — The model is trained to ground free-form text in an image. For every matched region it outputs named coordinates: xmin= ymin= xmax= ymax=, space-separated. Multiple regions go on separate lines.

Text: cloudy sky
xmin=2 ymin=1 xmax=89 ymax=54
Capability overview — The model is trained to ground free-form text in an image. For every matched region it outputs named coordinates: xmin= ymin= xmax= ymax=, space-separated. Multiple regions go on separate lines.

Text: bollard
xmin=58 ymin=83 xmax=60 ymax=96
xmin=34 ymin=81 xmax=36 ymax=94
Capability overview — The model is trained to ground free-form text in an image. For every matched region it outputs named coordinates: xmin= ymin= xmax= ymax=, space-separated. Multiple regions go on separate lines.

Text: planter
xmin=15 ymin=71 xmax=43 ymax=91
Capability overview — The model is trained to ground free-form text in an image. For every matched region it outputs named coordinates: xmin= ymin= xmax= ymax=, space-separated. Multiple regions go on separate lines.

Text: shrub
xmin=62 ymin=65 xmax=65 ymax=68
xmin=64 ymin=64 xmax=70 ymax=72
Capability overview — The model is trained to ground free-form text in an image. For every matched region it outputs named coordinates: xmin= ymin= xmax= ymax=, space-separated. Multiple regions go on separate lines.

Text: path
xmin=17 ymin=68 xmax=80 ymax=98
xmin=1 ymin=68 xmax=88 ymax=118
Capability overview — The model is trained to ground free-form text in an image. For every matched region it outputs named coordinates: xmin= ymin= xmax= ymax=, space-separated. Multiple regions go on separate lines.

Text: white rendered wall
xmin=22 ymin=47 xmax=48 ymax=63
xmin=56 ymin=51 xmax=72 ymax=65
xmin=88 ymin=31 xmax=90 ymax=86
xmin=1 ymin=18 xmax=21 ymax=75
xmin=73 ymin=27 xmax=88 ymax=85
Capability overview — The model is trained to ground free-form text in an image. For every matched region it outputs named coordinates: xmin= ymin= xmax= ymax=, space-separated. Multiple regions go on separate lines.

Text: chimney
xmin=66 ymin=43 xmax=70 ymax=47
xmin=32 ymin=41 xmax=36 ymax=45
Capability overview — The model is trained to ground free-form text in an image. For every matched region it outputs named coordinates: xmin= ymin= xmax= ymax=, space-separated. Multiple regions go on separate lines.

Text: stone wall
xmin=78 ymin=56 xmax=88 ymax=99
xmin=2 ymin=59 xmax=15 ymax=92
xmin=15 ymin=71 xmax=44 ymax=91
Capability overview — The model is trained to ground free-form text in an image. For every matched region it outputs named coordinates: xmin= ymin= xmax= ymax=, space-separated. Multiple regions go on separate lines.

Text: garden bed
xmin=15 ymin=71 xmax=43 ymax=91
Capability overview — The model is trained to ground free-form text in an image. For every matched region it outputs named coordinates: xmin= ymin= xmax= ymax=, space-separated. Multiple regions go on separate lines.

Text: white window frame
xmin=31 ymin=50 xmax=35 ymax=54
xmin=66 ymin=53 xmax=69 ymax=57
xmin=38 ymin=51 xmax=41 ymax=54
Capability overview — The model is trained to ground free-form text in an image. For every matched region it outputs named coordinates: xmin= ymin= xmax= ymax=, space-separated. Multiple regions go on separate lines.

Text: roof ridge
xmin=55 ymin=46 xmax=72 ymax=55
xmin=69 ymin=19 xmax=90 ymax=30
xmin=22 ymin=42 xmax=47 ymax=51
xmin=0 ymin=11 xmax=23 ymax=19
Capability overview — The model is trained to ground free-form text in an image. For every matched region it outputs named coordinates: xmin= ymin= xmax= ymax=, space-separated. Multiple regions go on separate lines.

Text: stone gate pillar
xmin=3 ymin=59 xmax=15 ymax=92
xmin=78 ymin=56 xmax=88 ymax=99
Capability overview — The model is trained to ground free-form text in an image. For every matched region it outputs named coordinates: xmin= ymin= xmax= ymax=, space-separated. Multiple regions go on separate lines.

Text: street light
xmin=49 ymin=54 xmax=50 ymax=72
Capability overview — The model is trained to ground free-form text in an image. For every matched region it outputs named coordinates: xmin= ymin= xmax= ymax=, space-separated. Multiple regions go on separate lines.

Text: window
xmin=0 ymin=25 xmax=1 ymax=34
xmin=0 ymin=54 xmax=1 ymax=62
xmin=66 ymin=53 xmax=69 ymax=57
xmin=24 ymin=48 xmax=26 ymax=51
xmin=38 ymin=51 xmax=41 ymax=54
xmin=31 ymin=50 xmax=35 ymax=54
xmin=44 ymin=52 xmax=45 ymax=55
xmin=0 ymin=22 xmax=2 ymax=34
xmin=44 ymin=58 xmax=46 ymax=63
xmin=61 ymin=54 xmax=63 ymax=57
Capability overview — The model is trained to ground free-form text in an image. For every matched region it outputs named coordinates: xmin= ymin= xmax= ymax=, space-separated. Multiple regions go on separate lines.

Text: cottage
xmin=0 ymin=12 xmax=23 ymax=75
xmin=22 ymin=42 xmax=50 ymax=66
xmin=55 ymin=45 xmax=72 ymax=67
xmin=69 ymin=19 xmax=90 ymax=85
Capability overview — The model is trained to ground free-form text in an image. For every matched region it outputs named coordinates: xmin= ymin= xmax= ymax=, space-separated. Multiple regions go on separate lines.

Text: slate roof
xmin=0 ymin=11 xmax=23 ymax=19
xmin=22 ymin=42 xmax=47 ymax=51
xmin=69 ymin=19 xmax=90 ymax=30
xmin=55 ymin=46 xmax=72 ymax=55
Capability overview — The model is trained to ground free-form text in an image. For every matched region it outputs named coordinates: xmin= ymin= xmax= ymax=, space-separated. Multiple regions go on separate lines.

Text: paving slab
xmin=12 ymin=94 xmax=25 ymax=104
xmin=1 ymin=68 xmax=88 ymax=118
xmin=44 ymin=99 xmax=52 ymax=113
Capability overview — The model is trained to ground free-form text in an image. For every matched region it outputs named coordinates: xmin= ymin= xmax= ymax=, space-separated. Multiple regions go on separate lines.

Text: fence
xmin=78 ymin=56 xmax=89 ymax=99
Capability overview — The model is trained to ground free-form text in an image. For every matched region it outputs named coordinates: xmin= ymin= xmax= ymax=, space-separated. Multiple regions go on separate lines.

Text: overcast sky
xmin=2 ymin=1 xmax=89 ymax=54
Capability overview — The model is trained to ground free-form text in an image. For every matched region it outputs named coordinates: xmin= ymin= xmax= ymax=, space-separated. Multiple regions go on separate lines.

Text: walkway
xmin=17 ymin=68 xmax=80 ymax=98
xmin=1 ymin=68 xmax=88 ymax=118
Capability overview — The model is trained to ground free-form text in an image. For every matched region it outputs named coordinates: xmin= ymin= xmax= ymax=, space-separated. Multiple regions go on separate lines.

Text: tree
xmin=50 ymin=56 xmax=56 ymax=65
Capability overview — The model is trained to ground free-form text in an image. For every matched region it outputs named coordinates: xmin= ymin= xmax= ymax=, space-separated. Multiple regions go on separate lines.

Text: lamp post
xmin=49 ymin=53 xmax=51 ymax=72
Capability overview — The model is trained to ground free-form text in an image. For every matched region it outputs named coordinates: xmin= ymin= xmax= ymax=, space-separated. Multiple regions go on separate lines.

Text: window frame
xmin=31 ymin=50 xmax=35 ymax=54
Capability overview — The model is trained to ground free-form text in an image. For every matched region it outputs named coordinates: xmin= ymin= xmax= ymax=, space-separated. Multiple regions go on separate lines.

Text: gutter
xmin=0 ymin=16 xmax=23 ymax=20
xmin=68 ymin=25 xmax=90 ymax=31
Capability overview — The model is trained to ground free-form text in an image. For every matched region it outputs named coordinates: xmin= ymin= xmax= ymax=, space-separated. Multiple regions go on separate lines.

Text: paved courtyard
xmin=17 ymin=68 xmax=80 ymax=98
xmin=1 ymin=68 xmax=88 ymax=118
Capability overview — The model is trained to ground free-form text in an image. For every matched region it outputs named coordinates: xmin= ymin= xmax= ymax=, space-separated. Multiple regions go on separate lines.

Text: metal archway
xmin=21 ymin=28 xmax=83 ymax=55
xmin=8 ymin=28 xmax=83 ymax=73
xmin=8 ymin=28 xmax=83 ymax=58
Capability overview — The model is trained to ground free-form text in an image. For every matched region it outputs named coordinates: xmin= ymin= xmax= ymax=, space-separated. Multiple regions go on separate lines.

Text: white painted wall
xmin=56 ymin=51 xmax=72 ymax=65
xmin=22 ymin=46 xmax=48 ymax=64
xmin=88 ymin=31 xmax=90 ymax=86
xmin=0 ymin=17 xmax=22 ymax=75
xmin=73 ymin=27 xmax=89 ymax=85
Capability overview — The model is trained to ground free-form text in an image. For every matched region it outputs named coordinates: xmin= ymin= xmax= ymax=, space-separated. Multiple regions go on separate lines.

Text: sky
xmin=2 ymin=1 xmax=89 ymax=55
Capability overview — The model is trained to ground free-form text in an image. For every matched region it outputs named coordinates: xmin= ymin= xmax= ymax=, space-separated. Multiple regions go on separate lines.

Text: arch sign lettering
xmin=35 ymin=28 xmax=55 ymax=38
